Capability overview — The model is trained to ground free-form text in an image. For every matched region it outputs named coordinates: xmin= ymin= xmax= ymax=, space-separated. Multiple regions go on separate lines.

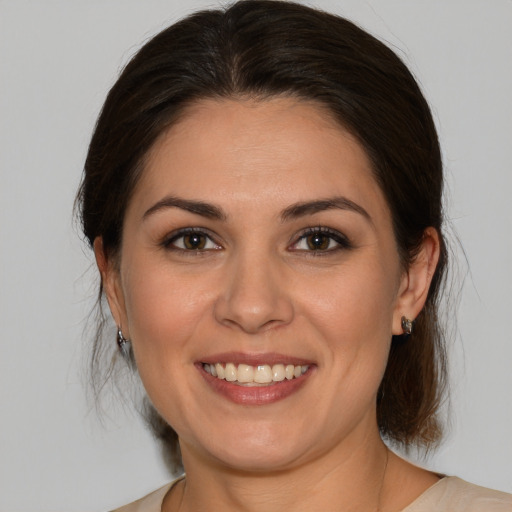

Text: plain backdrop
xmin=1 ymin=1 xmax=511 ymax=510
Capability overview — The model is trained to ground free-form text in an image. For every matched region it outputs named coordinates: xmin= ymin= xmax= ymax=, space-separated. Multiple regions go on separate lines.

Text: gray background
xmin=1 ymin=1 xmax=511 ymax=510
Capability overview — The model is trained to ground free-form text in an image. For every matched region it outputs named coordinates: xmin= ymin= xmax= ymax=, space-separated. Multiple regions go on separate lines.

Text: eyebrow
xmin=142 ymin=195 xmax=371 ymax=223
xmin=143 ymin=196 xmax=227 ymax=221
xmin=280 ymin=197 xmax=372 ymax=223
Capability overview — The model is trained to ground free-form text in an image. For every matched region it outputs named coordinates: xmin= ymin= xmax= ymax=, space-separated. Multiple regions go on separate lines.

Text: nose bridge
xmin=214 ymin=243 xmax=293 ymax=333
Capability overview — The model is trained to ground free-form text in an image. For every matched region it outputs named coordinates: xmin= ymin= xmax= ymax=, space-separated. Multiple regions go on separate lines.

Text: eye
xmin=291 ymin=228 xmax=351 ymax=253
xmin=164 ymin=229 xmax=221 ymax=251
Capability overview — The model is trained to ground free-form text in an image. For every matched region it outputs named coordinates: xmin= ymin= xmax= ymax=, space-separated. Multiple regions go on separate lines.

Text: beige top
xmin=112 ymin=476 xmax=512 ymax=512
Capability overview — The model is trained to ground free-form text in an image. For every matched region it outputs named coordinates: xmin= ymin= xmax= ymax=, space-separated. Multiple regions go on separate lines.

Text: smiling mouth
xmin=202 ymin=363 xmax=309 ymax=386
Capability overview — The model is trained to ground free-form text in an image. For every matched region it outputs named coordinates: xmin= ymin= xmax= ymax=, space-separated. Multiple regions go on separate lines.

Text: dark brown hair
xmin=76 ymin=0 xmax=447 ymax=467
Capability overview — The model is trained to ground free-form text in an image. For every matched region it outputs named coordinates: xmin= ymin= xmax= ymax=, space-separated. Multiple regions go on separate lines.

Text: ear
xmin=94 ymin=237 xmax=129 ymax=337
xmin=392 ymin=227 xmax=441 ymax=335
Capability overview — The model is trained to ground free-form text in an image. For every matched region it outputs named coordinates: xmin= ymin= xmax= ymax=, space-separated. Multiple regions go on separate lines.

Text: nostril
xmin=213 ymin=291 xmax=294 ymax=333
xmin=212 ymin=259 xmax=294 ymax=333
xmin=218 ymin=314 xmax=289 ymax=334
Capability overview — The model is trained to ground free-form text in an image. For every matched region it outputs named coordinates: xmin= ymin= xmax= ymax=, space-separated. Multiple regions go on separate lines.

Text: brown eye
xmin=291 ymin=228 xmax=351 ymax=253
xmin=183 ymin=233 xmax=207 ymax=250
xmin=166 ymin=230 xmax=221 ymax=251
xmin=306 ymin=233 xmax=330 ymax=250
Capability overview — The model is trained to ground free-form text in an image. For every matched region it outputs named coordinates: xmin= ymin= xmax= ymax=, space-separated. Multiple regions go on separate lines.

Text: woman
xmin=76 ymin=1 xmax=512 ymax=510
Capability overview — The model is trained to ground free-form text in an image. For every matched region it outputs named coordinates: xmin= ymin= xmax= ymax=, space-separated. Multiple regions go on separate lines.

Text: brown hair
xmin=76 ymin=0 xmax=447 ymax=467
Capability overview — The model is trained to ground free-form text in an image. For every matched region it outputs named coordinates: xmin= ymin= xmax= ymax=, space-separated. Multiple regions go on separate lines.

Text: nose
xmin=213 ymin=250 xmax=294 ymax=334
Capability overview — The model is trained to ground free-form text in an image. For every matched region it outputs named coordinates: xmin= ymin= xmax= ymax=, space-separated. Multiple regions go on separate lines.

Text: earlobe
xmin=93 ymin=237 xmax=128 ymax=335
xmin=392 ymin=227 xmax=440 ymax=335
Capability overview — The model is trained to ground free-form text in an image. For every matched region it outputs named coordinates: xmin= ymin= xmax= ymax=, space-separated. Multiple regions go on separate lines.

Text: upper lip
xmin=198 ymin=352 xmax=314 ymax=366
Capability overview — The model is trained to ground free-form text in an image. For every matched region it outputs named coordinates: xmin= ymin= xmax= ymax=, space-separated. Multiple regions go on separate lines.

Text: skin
xmin=96 ymin=97 xmax=440 ymax=511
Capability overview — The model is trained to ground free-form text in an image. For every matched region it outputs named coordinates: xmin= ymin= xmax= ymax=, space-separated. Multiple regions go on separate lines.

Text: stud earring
xmin=117 ymin=327 xmax=131 ymax=358
xmin=401 ymin=316 xmax=413 ymax=336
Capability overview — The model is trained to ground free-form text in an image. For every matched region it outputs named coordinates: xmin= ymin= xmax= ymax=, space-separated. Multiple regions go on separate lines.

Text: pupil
xmin=307 ymin=233 xmax=328 ymax=250
xmin=184 ymin=234 xmax=205 ymax=250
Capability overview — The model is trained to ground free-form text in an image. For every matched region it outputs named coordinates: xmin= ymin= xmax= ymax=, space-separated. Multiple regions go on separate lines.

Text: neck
xmin=169 ymin=431 xmax=390 ymax=512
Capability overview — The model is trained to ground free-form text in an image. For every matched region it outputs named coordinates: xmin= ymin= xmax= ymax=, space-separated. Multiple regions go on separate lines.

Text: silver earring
xmin=117 ymin=328 xmax=131 ymax=358
xmin=401 ymin=316 xmax=413 ymax=336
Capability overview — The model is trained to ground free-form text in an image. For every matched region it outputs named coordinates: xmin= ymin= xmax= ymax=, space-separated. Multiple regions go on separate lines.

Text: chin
xmin=183 ymin=422 xmax=309 ymax=473
xmin=213 ymin=445 xmax=304 ymax=474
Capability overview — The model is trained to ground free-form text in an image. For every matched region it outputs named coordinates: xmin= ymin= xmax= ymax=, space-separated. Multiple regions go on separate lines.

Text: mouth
xmin=202 ymin=362 xmax=309 ymax=386
xmin=197 ymin=354 xmax=314 ymax=405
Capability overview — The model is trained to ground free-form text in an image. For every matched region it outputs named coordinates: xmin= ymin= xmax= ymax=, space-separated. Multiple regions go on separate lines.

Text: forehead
xmin=130 ymin=97 xmax=389 ymax=222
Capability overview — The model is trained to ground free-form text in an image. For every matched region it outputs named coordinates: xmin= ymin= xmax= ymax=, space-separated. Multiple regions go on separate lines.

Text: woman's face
xmin=103 ymin=97 xmax=420 ymax=472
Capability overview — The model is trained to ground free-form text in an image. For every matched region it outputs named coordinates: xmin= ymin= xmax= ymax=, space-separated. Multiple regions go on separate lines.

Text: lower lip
xmin=197 ymin=364 xmax=313 ymax=405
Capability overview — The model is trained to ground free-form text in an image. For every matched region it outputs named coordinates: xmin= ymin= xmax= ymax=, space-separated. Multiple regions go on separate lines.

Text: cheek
xmin=296 ymin=258 xmax=399 ymax=394
xmin=119 ymin=263 xmax=218 ymax=429
xmin=299 ymin=259 xmax=398 ymax=341
xmin=121 ymin=260 xmax=217 ymax=366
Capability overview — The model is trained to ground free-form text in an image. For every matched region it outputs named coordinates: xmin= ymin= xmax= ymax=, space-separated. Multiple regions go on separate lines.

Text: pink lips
xmin=196 ymin=352 xmax=314 ymax=405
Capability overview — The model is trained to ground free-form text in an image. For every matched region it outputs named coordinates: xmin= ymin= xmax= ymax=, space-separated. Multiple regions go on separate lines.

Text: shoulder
xmin=404 ymin=476 xmax=512 ymax=512
xmin=110 ymin=477 xmax=182 ymax=512
xmin=109 ymin=476 xmax=512 ymax=512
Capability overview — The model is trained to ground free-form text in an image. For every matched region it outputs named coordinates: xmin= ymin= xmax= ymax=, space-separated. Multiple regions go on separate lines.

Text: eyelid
xmin=289 ymin=226 xmax=352 ymax=252
xmin=160 ymin=226 xmax=351 ymax=253
xmin=162 ymin=227 xmax=222 ymax=251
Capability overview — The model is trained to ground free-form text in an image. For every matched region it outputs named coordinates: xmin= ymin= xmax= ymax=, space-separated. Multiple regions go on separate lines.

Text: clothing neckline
xmin=400 ymin=475 xmax=452 ymax=511
xmin=155 ymin=475 xmax=455 ymax=511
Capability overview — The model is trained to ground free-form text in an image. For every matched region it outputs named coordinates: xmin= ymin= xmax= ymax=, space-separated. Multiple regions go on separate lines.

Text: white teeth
xmin=272 ymin=364 xmax=285 ymax=382
xmin=254 ymin=364 xmax=272 ymax=383
xmin=237 ymin=364 xmax=254 ymax=383
xmin=225 ymin=362 xmax=237 ymax=382
xmin=204 ymin=362 xmax=309 ymax=384
xmin=215 ymin=363 xmax=225 ymax=379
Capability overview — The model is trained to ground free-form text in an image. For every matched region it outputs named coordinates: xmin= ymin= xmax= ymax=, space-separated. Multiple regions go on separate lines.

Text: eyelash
xmin=162 ymin=228 xmax=221 ymax=254
xmin=290 ymin=227 xmax=352 ymax=254
xmin=161 ymin=226 xmax=352 ymax=255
